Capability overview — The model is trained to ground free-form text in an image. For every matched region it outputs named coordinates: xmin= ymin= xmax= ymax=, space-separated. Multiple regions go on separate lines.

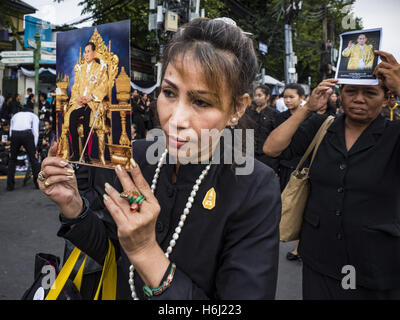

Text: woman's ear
xmin=227 ymin=93 xmax=251 ymax=126
xmin=382 ymin=91 xmax=392 ymax=108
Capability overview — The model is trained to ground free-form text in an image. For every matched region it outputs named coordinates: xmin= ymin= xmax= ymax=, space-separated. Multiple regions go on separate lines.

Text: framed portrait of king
xmin=56 ymin=20 xmax=132 ymax=169
xmin=335 ymin=28 xmax=382 ymax=85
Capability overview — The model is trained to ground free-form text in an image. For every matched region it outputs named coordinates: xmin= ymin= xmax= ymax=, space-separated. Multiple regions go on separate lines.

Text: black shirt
xmin=282 ymin=113 xmax=400 ymax=290
xmin=58 ymin=139 xmax=281 ymax=299
xmin=246 ymin=106 xmax=279 ymax=155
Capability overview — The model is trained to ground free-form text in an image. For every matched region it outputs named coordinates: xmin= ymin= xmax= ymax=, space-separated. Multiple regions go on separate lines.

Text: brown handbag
xmin=280 ymin=115 xmax=335 ymax=242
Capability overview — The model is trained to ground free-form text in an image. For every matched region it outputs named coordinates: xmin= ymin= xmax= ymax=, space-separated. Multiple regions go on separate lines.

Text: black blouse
xmin=58 ymin=139 xmax=281 ymax=299
xmin=282 ymin=113 xmax=400 ymax=290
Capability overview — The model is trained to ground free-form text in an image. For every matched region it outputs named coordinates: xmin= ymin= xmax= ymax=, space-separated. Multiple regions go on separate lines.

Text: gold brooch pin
xmin=202 ymin=187 xmax=216 ymax=210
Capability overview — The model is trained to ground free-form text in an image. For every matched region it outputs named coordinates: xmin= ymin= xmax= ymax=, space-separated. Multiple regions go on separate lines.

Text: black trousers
xmin=69 ymin=106 xmax=91 ymax=156
xmin=302 ymin=263 xmax=400 ymax=300
xmin=7 ymin=130 xmax=40 ymax=189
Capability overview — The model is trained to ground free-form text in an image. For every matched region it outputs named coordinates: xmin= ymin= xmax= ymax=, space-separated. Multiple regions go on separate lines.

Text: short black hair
xmin=254 ymin=84 xmax=271 ymax=96
xmin=84 ymin=42 xmax=96 ymax=51
xmin=27 ymin=88 xmax=32 ymax=93
xmin=284 ymin=83 xmax=305 ymax=97
xmin=28 ymin=93 xmax=35 ymax=101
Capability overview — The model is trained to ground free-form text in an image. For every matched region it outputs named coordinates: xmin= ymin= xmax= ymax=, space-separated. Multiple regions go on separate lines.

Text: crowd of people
xmin=3 ymin=17 xmax=400 ymax=300
xmin=130 ymin=89 xmax=159 ymax=140
xmin=0 ymin=88 xmax=56 ymax=190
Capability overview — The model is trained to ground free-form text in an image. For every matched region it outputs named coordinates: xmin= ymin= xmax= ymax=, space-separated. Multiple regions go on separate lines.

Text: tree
xmin=216 ymin=0 xmax=362 ymax=86
xmin=74 ymin=0 xmax=362 ymax=86
xmin=78 ymin=0 xmax=158 ymax=54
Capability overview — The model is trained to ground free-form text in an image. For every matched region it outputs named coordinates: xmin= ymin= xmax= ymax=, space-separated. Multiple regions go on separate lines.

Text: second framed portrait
xmin=335 ymin=28 xmax=382 ymax=85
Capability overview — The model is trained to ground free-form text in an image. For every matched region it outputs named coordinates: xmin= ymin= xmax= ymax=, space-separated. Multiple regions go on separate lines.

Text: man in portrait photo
xmin=341 ymin=33 xmax=374 ymax=70
xmin=68 ymin=41 xmax=108 ymax=163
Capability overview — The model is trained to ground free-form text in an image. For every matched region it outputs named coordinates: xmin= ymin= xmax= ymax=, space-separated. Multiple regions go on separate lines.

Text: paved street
xmin=0 ymin=177 xmax=302 ymax=300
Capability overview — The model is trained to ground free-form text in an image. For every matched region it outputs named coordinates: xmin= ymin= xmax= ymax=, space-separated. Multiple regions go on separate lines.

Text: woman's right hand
xmin=38 ymin=142 xmax=83 ymax=218
xmin=305 ymin=78 xmax=338 ymax=112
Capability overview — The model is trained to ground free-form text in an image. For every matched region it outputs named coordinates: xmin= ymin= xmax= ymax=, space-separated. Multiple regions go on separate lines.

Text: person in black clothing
xmin=39 ymin=93 xmax=51 ymax=121
xmin=26 ymin=94 xmax=35 ymax=110
xmin=131 ymin=93 xmax=146 ymax=139
xmin=49 ymin=90 xmax=57 ymax=132
xmin=26 ymin=88 xmax=33 ymax=104
xmin=266 ymin=83 xmax=306 ymax=263
xmin=149 ymin=98 xmax=160 ymax=129
xmin=269 ymin=95 xmax=279 ymax=110
xmin=263 ymin=50 xmax=400 ymax=299
xmin=7 ymin=103 xmax=40 ymax=191
xmin=270 ymin=83 xmax=306 ymax=191
xmin=246 ymin=85 xmax=279 ymax=171
xmin=0 ymin=94 xmax=12 ymax=121
xmin=137 ymin=93 xmax=152 ymax=133
xmin=1 ymin=93 xmax=21 ymax=121
xmin=38 ymin=119 xmax=56 ymax=162
xmin=38 ymin=18 xmax=281 ymax=300
xmin=0 ymin=120 xmax=10 ymax=175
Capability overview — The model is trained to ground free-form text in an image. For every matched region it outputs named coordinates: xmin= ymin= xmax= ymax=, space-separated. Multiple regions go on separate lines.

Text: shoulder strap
xmin=295 ymin=115 xmax=335 ymax=171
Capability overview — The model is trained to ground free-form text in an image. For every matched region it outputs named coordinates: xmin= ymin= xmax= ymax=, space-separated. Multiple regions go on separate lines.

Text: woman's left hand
xmin=103 ymin=160 xmax=161 ymax=260
xmin=374 ymin=50 xmax=400 ymax=96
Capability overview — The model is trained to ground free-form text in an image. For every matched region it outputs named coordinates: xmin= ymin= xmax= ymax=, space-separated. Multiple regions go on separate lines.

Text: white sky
xmin=27 ymin=0 xmax=400 ymax=62
xmin=353 ymin=0 xmax=400 ymax=61
xmin=28 ymin=0 xmax=92 ymax=29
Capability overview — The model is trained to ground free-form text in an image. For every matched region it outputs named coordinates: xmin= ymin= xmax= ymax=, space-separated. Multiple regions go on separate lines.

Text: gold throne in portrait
xmin=56 ymin=27 xmax=132 ymax=168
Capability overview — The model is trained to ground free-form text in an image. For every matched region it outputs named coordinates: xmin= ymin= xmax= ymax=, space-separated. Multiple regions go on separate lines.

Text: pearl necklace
xmin=129 ymin=149 xmax=212 ymax=299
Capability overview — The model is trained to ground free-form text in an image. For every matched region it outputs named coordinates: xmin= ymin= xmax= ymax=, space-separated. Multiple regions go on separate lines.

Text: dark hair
xmin=254 ymin=85 xmax=271 ymax=97
xmin=27 ymin=88 xmax=32 ymax=93
xmin=283 ymin=83 xmax=305 ymax=97
xmin=84 ymin=42 xmax=96 ymax=51
xmin=161 ymin=18 xmax=258 ymax=114
xmin=28 ymin=93 xmax=35 ymax=101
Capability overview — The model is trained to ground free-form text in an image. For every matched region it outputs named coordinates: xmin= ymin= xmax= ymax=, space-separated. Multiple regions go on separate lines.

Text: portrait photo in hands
xmin=55 ymin=20 xmax=132 ymax=169
xmin=335 ymin=28 xmax=382 ymax=85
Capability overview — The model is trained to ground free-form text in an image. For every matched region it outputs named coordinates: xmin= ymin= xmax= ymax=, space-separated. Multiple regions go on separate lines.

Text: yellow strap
xmin=94 ymin=239 xmax=117 ymax=300
xmin=101 ymin=240 xmax=117 ymax=300
xmin=45 ymin=246 xmax=82 ymax=300
xmin=390 ymin=103 xmax=398 ymax=121
xmin=45 ymin=240 xmax=117 ymax=300
xmin=73 ymin=254 xmax=87 ymax=291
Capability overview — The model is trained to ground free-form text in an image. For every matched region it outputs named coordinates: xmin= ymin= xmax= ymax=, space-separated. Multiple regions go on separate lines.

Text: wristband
xmin=59 ymin=197 xmax=89 ymax=226
xmin=143 ymin=262 xmax=176 ymax=298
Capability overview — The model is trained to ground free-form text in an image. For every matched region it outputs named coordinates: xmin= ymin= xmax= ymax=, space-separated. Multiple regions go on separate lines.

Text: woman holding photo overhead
xmin=264 ymin=50 xmax=400 ymax=300
xmin=37 ymin=18 xmax=281 ymax=300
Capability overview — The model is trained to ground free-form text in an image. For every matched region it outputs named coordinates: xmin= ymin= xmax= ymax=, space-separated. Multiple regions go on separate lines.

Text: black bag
xmin=21 ymin=253 xmax=82 ymax=300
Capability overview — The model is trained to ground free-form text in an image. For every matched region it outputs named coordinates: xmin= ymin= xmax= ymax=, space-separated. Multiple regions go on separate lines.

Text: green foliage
xmin=78 ymin=0 xmax=158 ymax=54
xmin=213 ymin=0 xmax=363 ymax=86
xmin=74 ymin=0 xmax=363 ymax=86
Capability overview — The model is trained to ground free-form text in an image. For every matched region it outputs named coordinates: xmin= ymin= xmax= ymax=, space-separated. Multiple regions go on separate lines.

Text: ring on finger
xmin=120 ymin=190 xmax=143 ymax=205
xmin=38 ymin=171 xmax=46 ymax=182
xmin=44 ymin=179 xmax=51 ymax=187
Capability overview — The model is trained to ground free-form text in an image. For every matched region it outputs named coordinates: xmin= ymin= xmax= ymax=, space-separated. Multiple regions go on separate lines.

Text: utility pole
xmin=321 ymin=1 xmax=329 ymax=80
xmin=283 ymin=0 xmax=301 ymax=84
xmin=149 ymin=0 xmax=202 ymax=87
xmin=34 ymin=32 xmax=41 ymax=115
